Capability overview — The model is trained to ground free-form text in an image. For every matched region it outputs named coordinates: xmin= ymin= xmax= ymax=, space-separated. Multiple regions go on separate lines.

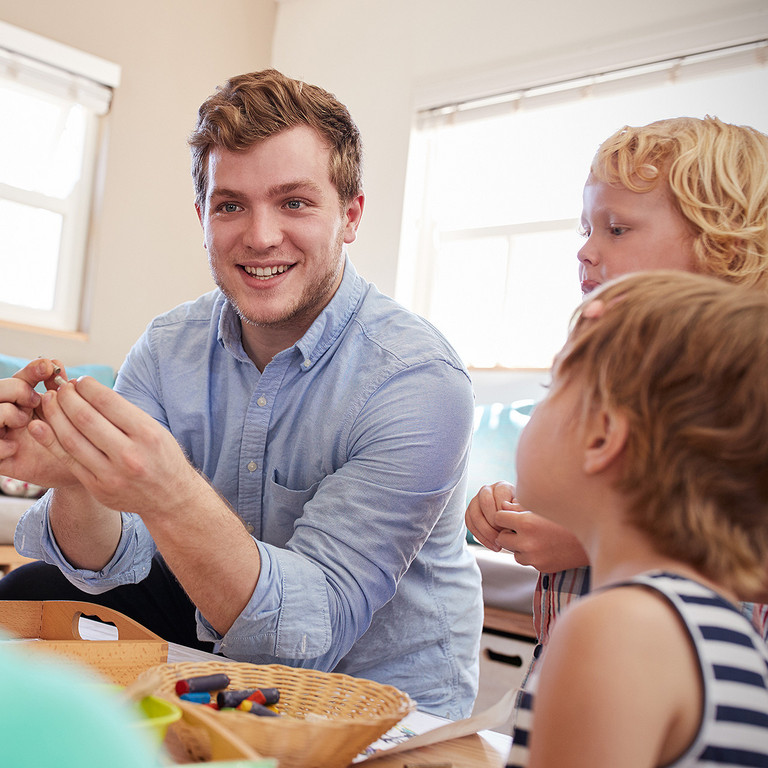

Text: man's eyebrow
xmin=208 ymin=180 xmax=326 ymax=200
xmin=269 ymin=180 xmax=325 ymax=197
xmin=208 ymin=187 xmax=243 ymax=200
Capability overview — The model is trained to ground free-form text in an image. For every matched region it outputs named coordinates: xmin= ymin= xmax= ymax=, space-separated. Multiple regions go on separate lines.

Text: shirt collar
xmin=216 ymin=253 xmax=364 ymax=370
xmin=295 ymin=254 xmax=363 ymax=370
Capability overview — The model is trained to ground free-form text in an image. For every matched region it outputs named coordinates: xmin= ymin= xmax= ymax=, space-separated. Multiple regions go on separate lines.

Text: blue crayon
xmin=179 ymin=692 xmax=211 ymax=704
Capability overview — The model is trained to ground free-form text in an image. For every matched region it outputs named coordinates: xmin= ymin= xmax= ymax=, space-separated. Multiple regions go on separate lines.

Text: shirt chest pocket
xmin=262 ymin=469 xmax=322 ymax=547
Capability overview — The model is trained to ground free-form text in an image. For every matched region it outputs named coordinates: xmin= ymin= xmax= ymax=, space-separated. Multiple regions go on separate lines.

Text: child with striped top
xmin=506 ymin=271 xmax=768 ymax=767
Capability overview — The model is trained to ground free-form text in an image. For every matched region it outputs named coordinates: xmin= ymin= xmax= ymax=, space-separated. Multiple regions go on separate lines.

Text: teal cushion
xmin=0 ymin=353 xmax=115 ymax=391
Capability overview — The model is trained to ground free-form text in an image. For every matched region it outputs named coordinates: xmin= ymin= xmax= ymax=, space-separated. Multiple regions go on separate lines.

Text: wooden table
xmin=363 ymin=730 xmax=509 ymax=767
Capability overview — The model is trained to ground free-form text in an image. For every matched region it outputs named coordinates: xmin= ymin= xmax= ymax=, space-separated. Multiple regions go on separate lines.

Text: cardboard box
xmin=0 ymin=600 xmax=168 ymax=685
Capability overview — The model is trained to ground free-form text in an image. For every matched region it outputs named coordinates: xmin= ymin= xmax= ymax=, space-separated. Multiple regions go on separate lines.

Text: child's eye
xmin=610 ymin=225 xmax=628 ymax=236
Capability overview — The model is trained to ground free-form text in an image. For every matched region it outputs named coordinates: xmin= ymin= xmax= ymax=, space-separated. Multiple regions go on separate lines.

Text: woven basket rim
xmin=144 ymin=661 xmax=415 ymax=728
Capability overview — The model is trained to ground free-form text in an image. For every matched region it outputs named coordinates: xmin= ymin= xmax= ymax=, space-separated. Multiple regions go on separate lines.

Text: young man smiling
xmin=0 ymin=70 xmax=482 ymax=719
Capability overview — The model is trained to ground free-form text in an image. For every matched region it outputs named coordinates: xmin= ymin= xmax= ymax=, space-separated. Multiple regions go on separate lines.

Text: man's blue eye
xmin=286 ymin=200 xmax=302 ymax=209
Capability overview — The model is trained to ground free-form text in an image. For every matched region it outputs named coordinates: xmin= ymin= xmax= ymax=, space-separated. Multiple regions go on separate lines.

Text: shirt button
xmin=302 ymin=358 xmax=311 ymax=368
xmin=247 ymin=461 xmax=258 ymax=472
xmin=257 ymin=395 xmax=267 ymax=407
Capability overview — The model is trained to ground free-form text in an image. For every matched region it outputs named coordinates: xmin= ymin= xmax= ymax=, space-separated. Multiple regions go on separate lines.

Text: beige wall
xmin=0 ymin=0 xmax=276 ymax=370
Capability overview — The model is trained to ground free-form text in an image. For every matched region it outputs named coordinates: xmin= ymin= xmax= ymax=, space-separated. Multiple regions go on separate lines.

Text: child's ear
xmin=583 ymin=407 xmax=629 ymax=475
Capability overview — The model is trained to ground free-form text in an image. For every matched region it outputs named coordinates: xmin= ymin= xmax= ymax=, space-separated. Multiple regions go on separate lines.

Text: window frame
xmin=0 ymin=21 xmax=120 ymax=333
xmin=397 ymin=37 xmax=768 ymax=371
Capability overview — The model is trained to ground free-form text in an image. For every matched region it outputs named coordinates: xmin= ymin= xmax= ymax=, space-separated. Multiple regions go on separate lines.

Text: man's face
xmin=197 ymin=125 xmax=363 ymax=337
xmin=577 ymin=176 xmax=696 ymax=295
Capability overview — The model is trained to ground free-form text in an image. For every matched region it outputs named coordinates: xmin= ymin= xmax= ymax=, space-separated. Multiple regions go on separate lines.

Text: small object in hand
xmin=175 ymin=673 xmax=231 ymax=695
xmin=52 ymin=367 xmax=67 ymax=388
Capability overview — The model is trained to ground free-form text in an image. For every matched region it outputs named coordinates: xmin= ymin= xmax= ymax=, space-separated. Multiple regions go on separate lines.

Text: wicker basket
xmin=139 ymin=661 xmax=415 ymax=768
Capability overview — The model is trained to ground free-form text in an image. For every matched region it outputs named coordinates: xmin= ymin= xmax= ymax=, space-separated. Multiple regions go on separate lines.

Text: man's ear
xmin=195 ymin=203 xmax=207 ymax=249
xmin=583 ymin=407 xmax=629 ymax=475
xmin=343 ymin=193 xmax=365 ymax=244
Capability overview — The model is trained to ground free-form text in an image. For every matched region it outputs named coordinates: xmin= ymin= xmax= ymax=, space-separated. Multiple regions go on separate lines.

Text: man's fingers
xmin=35 ymin=389 xmax=108 ymax=478
xmin=64 ymin=376 xmax=154 ymax=440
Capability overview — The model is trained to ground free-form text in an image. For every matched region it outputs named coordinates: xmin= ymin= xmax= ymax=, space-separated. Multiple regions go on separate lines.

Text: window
xmin=397 ymin=41 xmax=768 ymax=369
xmin=0 ymin=22 xmax=120 ymax=332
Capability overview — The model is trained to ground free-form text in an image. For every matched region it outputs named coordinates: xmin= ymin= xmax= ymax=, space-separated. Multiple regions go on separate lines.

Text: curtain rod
xmin=421 ymin=38 xmax=768 ymax=119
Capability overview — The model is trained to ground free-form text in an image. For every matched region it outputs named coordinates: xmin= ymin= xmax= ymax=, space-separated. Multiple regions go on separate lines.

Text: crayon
xmin=175 ymin=673 xmax=230 ymax=695
xmin=179 ymin=692 xmax=211 ymax=704
xmin=216 ymin=687 xmax=280 ymax=709
xmin=237 ymin=700 xmax=279 ymax=717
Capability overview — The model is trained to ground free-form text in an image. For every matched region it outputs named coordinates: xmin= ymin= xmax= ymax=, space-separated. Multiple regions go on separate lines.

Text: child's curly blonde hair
xmin=554 ymin=270 xmax=768 ymax=595
xmin=591 ymin=117 xmax=768 ymax=290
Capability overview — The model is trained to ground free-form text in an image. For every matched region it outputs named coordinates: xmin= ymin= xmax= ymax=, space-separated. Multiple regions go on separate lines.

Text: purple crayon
xmin=217 ymin=687 xmax=280 ymax=709
xmin=175 ymin=673 xmax=230 ymax=695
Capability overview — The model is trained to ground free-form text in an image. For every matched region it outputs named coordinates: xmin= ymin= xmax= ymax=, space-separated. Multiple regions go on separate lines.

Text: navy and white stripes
xmin=507 ymin=572 xmax=768 ymax=767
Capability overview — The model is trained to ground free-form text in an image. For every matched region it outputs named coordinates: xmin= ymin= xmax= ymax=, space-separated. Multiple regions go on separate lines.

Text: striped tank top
xmin=507 ymin=571 xmax=768 ymax=767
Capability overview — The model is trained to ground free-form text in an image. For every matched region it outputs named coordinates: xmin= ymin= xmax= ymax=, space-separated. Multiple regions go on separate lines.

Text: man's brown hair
xmin=189 ymin=69 xmax=362 ymax=212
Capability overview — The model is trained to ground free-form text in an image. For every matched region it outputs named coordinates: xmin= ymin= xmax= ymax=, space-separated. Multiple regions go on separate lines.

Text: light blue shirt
xmin=17 ymin=258 xmax=483 ymax=718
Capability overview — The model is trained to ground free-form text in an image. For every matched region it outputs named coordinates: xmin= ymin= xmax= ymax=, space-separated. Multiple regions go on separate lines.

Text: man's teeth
xmin=243 ymin=264 xmax=290 ymax=280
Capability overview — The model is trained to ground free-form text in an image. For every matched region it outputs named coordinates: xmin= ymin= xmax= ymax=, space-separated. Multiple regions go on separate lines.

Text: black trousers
xmin=0 ymin=555 xmax=216 ymax=653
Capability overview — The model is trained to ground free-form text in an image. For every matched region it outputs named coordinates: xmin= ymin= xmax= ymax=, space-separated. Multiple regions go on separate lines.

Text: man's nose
xmin=243 ymin=209 xmax=283 ymax=250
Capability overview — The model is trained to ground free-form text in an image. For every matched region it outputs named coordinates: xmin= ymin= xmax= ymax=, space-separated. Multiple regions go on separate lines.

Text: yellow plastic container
xmin=135 ymin=695 xmax=182 ymax=740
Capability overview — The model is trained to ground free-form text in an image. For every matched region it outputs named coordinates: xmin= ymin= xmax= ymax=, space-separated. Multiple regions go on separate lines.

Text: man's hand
xmin=0 ymin=359 xmax=80 ymax=487
xmin=28 ymin=375 xmax=201 ymax=516
xmin=29 ymin=375 xmax=261 ymax=635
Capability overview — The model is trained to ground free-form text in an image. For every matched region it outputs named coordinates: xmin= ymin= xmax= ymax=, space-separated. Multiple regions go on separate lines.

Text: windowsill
xmin=0 ymin=319 xmax=88 ymax=342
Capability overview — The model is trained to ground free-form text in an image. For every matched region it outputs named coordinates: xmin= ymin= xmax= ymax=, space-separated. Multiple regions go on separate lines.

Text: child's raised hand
xmin=465 ymin=480 xmax=518 ymax=550
xmin=495 ymin=506 xmax=589 ymax=572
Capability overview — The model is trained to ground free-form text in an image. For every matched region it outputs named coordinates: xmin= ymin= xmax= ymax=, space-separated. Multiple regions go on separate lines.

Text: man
xmin=0 ymin=70 xmax=482 ymax=718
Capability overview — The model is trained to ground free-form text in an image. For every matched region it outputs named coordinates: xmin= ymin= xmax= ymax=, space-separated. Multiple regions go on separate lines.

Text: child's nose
xmin=577 ymin=236 xmax=598 ymax=265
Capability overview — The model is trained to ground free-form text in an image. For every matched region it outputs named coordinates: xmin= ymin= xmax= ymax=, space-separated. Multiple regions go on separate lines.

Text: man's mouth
xmin=242 ymin=264 xmax=292 ymax=280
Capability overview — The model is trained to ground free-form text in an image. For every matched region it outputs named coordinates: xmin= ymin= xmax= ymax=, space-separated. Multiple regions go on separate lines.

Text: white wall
xmin=0 ymin=0 xmax=276 ymax=371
